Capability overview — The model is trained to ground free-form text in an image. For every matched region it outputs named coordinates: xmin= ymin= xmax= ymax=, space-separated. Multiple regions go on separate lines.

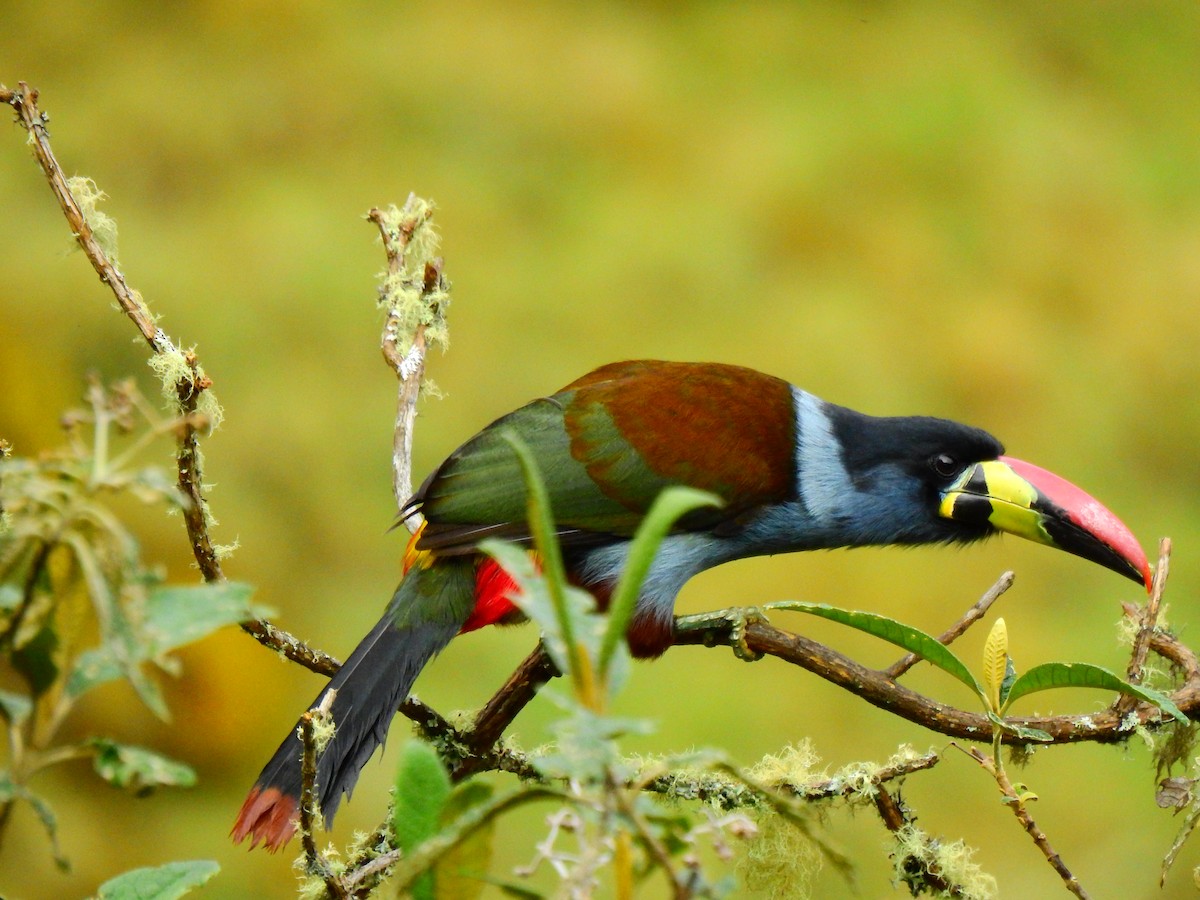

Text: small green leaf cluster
xmin=0 ymin=380 xmax=261 ymax=874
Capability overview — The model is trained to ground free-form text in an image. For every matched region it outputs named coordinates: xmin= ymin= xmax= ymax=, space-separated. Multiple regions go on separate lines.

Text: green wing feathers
xmin=411 ymin=361 xmax=798 ymax=553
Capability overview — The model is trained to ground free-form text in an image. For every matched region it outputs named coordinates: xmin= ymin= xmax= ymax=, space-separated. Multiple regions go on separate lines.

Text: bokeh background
xmin=2 ymin=2 xmax=1199 ymax=897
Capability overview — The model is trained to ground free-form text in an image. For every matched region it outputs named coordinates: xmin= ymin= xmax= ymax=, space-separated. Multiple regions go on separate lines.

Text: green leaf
xmin=500 ymin=434 xmax=582 ymax=682
xmin=1003 ymin=662 xmax=1188 ymax=722
xmin=68 ymin=648 xmax=125 ymax=702
xmin=986 ymin=712 xmax=1053 ymax=743
xmin=64 ymin=533 xmax=168 ymax=718
xmin=480 ymin=540 xmax=597 ymax=682
xmin=981 ymin=618 xmax=1007 ymax=714
xmin=1000 ymin=656 xmax=1017 ymax=707
xmin=67 ymin=581 xmax=260 ymax=702
xmin=141 ymin=581 xmax=261 ymax=653
xmin=533 ymin=707 xmax=653 ymax=783
xmin=394 ymin=740 xmax=452 ymax=900
xmin=769 ymin=601 xmax=984 ymax=701
xmin=434 ymin=781 xmax=497 ymax=900
xmin=89 ymin=739 xmax=198 ymax=795
xmin=95 ymin=860 xmax=219 ymax=899
xmin=599 ymin=486 xmax=721 ymax=682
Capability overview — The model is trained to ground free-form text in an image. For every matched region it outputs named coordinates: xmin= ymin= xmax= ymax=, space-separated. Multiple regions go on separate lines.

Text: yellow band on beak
xmin=939 ymin=460 xmax=1053 ymax=547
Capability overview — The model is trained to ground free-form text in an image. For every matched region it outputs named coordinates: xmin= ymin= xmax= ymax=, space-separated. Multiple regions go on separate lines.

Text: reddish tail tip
xmin=231 ymin=785 xmax=299 ymax=852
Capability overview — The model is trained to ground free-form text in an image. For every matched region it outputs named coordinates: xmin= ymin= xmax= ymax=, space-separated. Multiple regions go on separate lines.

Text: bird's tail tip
xmin=231 ymin=784 xmax=299 ymax=852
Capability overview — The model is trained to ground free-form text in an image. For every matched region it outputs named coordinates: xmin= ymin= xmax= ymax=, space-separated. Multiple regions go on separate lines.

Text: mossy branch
xmin=367 ymin=196 xmax=450 ymax=525
xmin=672 ymin=543 xmax=1191 ymax=748
xmin=0 ymin=81 xmax=343 ymax=676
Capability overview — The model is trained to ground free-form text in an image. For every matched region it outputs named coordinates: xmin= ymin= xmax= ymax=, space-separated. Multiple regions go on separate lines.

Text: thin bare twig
xmin=240 ymin=619 xmax=342 ymax=677
xmin=1126 ymin=538 xmax=1171 ymax=686
xmin=2 ymin=83 xmax=160 ymax=350
xmin=961 ymin=745 xmax=1088 ymax=898
xmin=451 ymin=644 xmax=560 ymax=781
xmin=885 ymin=571 xmax=1014 ymax=680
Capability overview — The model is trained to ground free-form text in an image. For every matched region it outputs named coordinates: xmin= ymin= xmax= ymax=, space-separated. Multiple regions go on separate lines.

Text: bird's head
xmin=820 ymin=406 xmax=1151 ymax=591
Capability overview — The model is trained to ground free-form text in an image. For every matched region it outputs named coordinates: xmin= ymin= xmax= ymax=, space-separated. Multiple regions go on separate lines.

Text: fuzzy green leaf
xmin=394 ymin=740 xmax=453 ymax=900
xmin=1003 ymin=662 xmax=1188 ymax=722
xmin=501 ymin=434 xmax=570 ymax=627
xmin=95 ymin=860 xmax=219 ymax=899
xmin=499 ymin=434 xmax=598 ymax=701
xmin=67 ymin=581 xmax=260 ymax=701
xmin=434 ymin=781 xmax=497 ymax=900
xmin=533 ymin=707 xmax=653 ymax=783
xmin=769 ymin=601 xmax=984 ymax=701
xmin=480 ymin=540 xmax=597 ymax=682
xmin=90 ymin=739 xmax=198 ymax=795
xmin=64 ymin=533 xmax=167 ymax=718
xmin=140 ymin=581 xmax=260 ymax=651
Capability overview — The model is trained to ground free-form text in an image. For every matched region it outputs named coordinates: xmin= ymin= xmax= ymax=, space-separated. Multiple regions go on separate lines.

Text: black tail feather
xmin=233 ymin=561 xmax=474 ymax=849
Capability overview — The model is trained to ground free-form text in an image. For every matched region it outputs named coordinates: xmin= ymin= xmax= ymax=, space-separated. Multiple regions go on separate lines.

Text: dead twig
xmin=451 ymin=644 xmax=560 ymax=781
xmin=961 ymin=745 xmax=1089 ymax=898
xmin=885 ymin=571 xmax=1014 ymax=680
xmin=1125 ymin=538 xmax=1171 ymax=688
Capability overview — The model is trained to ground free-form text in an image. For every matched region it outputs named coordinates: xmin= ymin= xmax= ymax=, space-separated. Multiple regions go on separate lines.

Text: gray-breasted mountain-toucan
xmin=233 ymin=359 xmax=1150 ymax=850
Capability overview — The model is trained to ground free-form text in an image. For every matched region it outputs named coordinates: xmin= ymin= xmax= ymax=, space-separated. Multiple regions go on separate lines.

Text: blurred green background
xmin=2 ymin=1 xmax=1199 ymax=896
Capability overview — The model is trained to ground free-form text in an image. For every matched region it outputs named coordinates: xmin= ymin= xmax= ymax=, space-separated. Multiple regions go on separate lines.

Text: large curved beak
xmin=939 ymin=455 xmax=1151 ymax=592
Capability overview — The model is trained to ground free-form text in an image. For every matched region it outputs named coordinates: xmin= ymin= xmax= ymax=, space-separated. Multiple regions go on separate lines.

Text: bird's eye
xmin=930 ymin=453 xmax=959 ymax=479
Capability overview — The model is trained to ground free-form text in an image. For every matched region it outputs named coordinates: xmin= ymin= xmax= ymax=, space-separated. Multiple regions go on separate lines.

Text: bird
xmin=232 ymin=359 xmax=1150 ymax=851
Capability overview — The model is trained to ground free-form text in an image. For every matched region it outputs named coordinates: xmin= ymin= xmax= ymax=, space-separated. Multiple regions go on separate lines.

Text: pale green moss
xmin=375 ymin=198 xmax=451 ymax=359
xmin=892 ymin=823 xmax=996 ymax=899
xmin=294 ymin=844 xmax=346 ymax=900
xmin=738 ymin=809 xmax=822 ymax=899
xmin=212 ymin=540 xmax=240 ymax=560
xmin=310 ymin=708 xmax=337 ymax=754
xmin=750 ymin=740 xmax=824 ymax=787
xmin=145 ymin=346 xmax=224 ymax=431
xmin=66 ymin=175 xmax=120 ymax=264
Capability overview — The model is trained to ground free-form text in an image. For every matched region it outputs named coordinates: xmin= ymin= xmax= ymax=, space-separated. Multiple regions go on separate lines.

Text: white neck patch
xmin=793 ymin=388 xmax=858 ymax=521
